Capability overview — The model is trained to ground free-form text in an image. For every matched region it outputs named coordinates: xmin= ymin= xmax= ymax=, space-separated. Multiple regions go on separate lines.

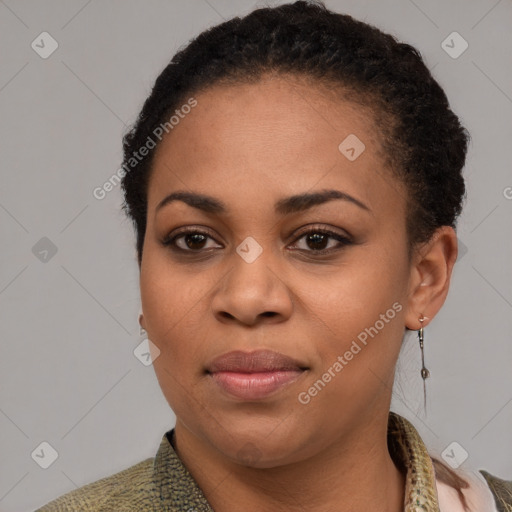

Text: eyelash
xmin=162 ymin=225 xmax=353 ymax=257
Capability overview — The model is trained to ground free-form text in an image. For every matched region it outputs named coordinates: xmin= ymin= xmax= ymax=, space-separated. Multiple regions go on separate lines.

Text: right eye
xmin=162 ymin=228 xmax=223 ymax=253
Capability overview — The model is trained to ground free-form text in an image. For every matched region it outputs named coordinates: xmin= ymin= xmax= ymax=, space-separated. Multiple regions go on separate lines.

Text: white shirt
xmin=436 ymin=469 xmax=498 ymax=512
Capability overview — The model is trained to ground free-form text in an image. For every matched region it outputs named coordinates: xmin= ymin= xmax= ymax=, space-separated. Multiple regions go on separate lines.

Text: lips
xmin=206 ymin=350 xmax=307 ymax=401
xmin=207 ymin=349 xmax=307 ymax=373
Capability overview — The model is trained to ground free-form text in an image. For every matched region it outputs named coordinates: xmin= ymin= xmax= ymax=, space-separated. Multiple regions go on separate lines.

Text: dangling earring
xmin=418 ymin=315 xmax=430 ymax=411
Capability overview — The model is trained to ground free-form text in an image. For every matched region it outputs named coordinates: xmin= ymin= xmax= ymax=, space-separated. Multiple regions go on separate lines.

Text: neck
xmin=173 ymin=411 xmax=406 ymax=512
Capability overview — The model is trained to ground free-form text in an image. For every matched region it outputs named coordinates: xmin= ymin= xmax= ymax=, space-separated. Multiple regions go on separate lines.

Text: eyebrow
xmin=155 ymin=189 xmax=371 ymax=215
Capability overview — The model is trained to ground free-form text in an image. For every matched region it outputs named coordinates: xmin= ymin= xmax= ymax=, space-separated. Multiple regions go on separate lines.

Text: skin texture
xmin=138 ymin=74 xmax=458 ymax=512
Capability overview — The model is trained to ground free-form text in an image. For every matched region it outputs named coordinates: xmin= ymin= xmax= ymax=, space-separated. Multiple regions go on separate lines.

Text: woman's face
xmin=140 ymin=75 xmax=416 ymax=467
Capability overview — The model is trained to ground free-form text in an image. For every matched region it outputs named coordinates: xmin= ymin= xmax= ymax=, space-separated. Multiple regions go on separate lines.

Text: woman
xmin=37 ymin=1 xmax=511 ymax=510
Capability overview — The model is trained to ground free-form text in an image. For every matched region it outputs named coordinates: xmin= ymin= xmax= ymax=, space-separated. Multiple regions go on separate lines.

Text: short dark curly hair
xmin=120 ymin=0 xmax=469 ymax=268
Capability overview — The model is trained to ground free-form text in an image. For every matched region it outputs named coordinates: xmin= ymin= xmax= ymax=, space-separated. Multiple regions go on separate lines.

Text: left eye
xmin=290 ymin=229 xmax=352 ymax=253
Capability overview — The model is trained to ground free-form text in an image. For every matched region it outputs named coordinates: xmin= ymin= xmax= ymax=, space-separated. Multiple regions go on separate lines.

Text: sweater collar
xmin=387 ymin=412 xmax=441 ymax=511
xmin=152 ymin=411 xmax=440 ymax=511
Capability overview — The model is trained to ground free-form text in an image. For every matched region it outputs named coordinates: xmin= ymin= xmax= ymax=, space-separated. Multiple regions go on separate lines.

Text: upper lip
xmin=206 ymin=349 xmax=307 ymax=373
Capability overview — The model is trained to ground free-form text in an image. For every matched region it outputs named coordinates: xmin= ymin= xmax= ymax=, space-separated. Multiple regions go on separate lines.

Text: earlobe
xmin=404 ymin=226 xmax=458 ymax=330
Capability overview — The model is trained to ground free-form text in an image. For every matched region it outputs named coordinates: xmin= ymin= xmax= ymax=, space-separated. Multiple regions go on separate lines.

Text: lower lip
xmin=210 ymin=370 xmax=304 ymax=400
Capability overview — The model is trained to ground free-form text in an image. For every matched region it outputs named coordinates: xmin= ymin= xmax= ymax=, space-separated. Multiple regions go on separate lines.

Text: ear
xmin=404 ymin=226 xmax=458 ymax=330
xmin=139 ymin=312 xmax=146 ymax=330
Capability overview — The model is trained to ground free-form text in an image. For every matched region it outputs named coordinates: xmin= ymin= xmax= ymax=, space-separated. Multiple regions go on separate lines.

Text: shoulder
xmin=35 ymin=457 xmax=155 ymax=511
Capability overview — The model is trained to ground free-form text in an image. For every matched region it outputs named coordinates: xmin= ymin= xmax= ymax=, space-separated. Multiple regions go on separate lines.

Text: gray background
xmin=1 ymin=0 xmax=511 ymax=510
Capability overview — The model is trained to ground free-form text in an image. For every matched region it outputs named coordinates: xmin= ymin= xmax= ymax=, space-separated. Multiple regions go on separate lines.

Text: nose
xmin=210 ymin=246 xmax=293 ymax=327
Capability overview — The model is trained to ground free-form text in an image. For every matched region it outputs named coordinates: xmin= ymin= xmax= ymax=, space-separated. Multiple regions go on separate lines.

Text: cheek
xmin=304 ymin=249 xmax=407 ymax=336
xmin=140 ymin=245 xmax=208 ymax=328
xmin=141 ymin=258 xmax=212 ymax=416
xmin=139 ymin=249 xmax=215 ymax=381
xmin=297 ymin=245 xmax=408 ymax=392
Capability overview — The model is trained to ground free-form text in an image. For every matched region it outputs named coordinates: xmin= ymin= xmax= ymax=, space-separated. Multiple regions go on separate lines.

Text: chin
xmin=200 ymin=416 xmax=310 ymax=467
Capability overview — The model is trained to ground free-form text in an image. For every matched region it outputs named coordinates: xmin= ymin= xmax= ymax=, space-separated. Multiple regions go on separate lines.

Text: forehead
xmin=146 ymin=75 xmax=400 ymax=215
xmin=166 ymin=75 xmax=380 ymax=149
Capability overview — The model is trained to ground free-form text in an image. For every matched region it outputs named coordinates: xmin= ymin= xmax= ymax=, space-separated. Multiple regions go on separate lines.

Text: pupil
xmin=307 ymin=233 xmax=327 ymax=250
xmin=186 ymin=233 xmax=206 ymax=250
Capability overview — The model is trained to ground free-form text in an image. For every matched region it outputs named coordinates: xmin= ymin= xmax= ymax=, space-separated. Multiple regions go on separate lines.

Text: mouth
xmin=206 ymin=349 xmax=308 ymax=401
